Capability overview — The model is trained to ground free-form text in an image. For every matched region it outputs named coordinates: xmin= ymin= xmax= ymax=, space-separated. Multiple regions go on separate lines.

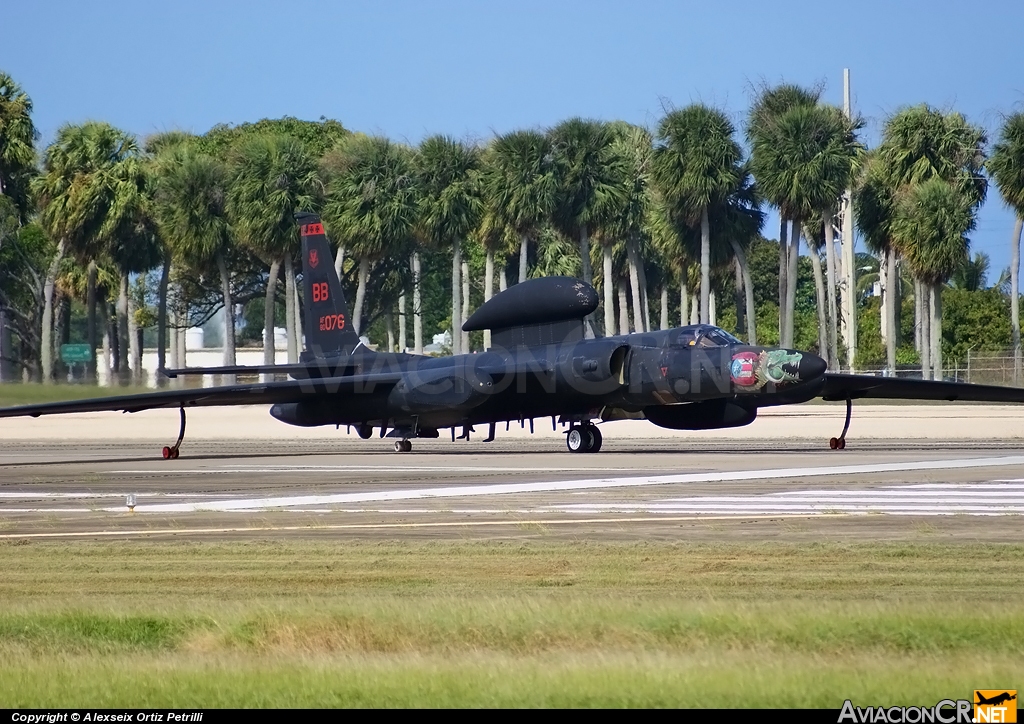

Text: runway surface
xmin=3 ymin=435 xmax=1024 ymax=542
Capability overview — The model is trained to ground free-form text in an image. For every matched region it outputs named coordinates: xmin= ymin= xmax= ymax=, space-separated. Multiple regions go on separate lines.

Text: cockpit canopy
xmin=671 ymin=325 xmax=743 ymax=349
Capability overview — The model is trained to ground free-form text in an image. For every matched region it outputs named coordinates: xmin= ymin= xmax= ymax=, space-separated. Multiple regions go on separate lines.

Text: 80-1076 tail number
xmin=319 ymin=314 xmax=346 ymax=331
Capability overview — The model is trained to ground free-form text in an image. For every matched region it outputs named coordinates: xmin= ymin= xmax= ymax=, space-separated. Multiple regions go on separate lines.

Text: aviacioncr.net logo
xmin=839 ymin=699 xmax=973 ymax=723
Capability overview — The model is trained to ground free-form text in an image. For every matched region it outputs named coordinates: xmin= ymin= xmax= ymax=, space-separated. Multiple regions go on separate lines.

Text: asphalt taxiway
xmin=3 ymin=430 xmax=1024 ymax=543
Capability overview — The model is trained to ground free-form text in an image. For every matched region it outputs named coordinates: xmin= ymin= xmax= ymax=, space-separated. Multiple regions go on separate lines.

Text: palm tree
xmin=747 ymin=83 xmax=820 ymax=345
xmin=855 ymin=157 xmax=900 ymax=373
xmin=416 ymin=136 xmax=483 ymax=356
xmin=609 ymin=123 xmax=655 ymax=334
xmin=988 ymin=112 xmax=1024 ymax=380
xmin=949 ymin=251 xmax=990 ymax=292
xmin=654 ymin=104 xmax=744 ymax=325
xmin=144 ymin=131 xmax=193 ymax=386
xmin=98 ymin=152 xmax=160 ymax=385
xmin=154 ymin=147 xmax=236 ymax=379
xmin=322 ymin=136 xmax=418 ymax=336
xmin=227 ymin=133 xmax=320 ymax=365
xmin=713 ymin=169 xmax=764 ymax=344
xmin=870 ymin=105 xmax=988 ymax=378
xmin=482 ymin=131 xmax=556 ymax=287
xmin=475 ymin=211 xmax=515 ymax=349
xmin=751 ymin=101 xmax=861 ymax=362
xmin=550 ymin=119 xmax=625 ymax=335
xmin=892 ymin=178 xmax=973 ymax=380
xmin=0 ymin=72 xmax=38 ymax=214
xmin=34 ymin=122 xmax=145 ymax=384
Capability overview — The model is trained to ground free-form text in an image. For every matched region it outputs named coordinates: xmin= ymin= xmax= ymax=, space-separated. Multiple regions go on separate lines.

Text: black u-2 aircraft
xmin=5 ymin=212 xmax=1024 ymax=458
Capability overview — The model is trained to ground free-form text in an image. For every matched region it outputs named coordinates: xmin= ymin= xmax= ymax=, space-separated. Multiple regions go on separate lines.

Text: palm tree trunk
xmin=216 ymin=252 xmax=236 ymax=384
xmin=86 ymin=260 xmax=98 ymax=383
xmin=484 ymin=248 xmax=494 ymax=350
xmin=729 ymin=239 xmax=756 ymax=345
xmin=334 ymin=244 xmax=345 ymax=281
xmin=709 ymin=290 xmax=717 ymax=326
xmin=518 ymin=233 xmax=529 ymax=283
xmin=262 ymin=258 xmax=280 ymax=380
xmin=284 ymin=254 xmax=298 ymax=364
xmin=580 ymin=225 xmax=592 ymax=286
xmin=398 ymin=293 xmax=407 ymax=352
xmin=913 ymin=276 xmax=921 ymax=353
xmin=169 ymin=306 xmax=178 ymax=372
xmin=680 ymin=281 xmax=688 ymax=327
xmin=733 ymin=257 xmax=745 ymax=336
xmin=778 ymin=217 xmax=789 ymax=343
xmin=354 ymin=256 xmax=369 ymax=336
xmin=636 ymin=250 xmax=651 ymax=331
xmin=617 ymin=281 xmax=629 ymax=335
xmin=386 ymin=310 xmax=395 ymax=353
xmin=175 ymin=295 xmax=186 ymax=374
xmin=101 ymin=297 xmax=112 ymax=387
xmin=919 ymin=281 xmax=930 ymax=379
xmin=785 ymin=219 xmax=800 ymax=347
xmin=452 ymin=239 xmax=462 ymax=356
xmin=700 ymin=206 xmax=711 ymax=324
xmin=1011 ymin=216 xmax=1022 ymax=383
xmin=499 ymin=266 xmax=507 ymax=292
xmin=690 ymin=293 xmax=699 ymax=324
xmin=53 ymin=292 xmax=67 ymax=382
xmin=461 ymin=259 xmax=470 ymax=353
xmin=117 ymin=271 xmax=130 ymax=385
xmin=412 ymin=252 xmax=423 ymax=354
xmin=886 ymin=248 xmax=898 ymax=374
xmin=823 ymin=212 xmax=839 ymax=368
xmin=660 ymin=286 xmax=668 ymax=331
xmin=157 ymin=255 xmax=170 ymax=387
xmin=128 ymin=287 xmax=140 ymax=385
xmin=930 ymin=283 xmax=942 ymax=381
xmin=40 ymin=237 xmax=68 ymax=385
xmin=809 ymin=249 xmax=828 ymax=364
xmin=627 ymin=239 xmax=645 ymax=333
xmin=292 ymin=280 xmax=301 ymax=354
xmin=603 ymin=243 xmax=615 ymax=336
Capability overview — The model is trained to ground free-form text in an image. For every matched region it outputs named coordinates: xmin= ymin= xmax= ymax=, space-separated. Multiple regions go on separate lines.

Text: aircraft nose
xmin=798 ymin=352 xmax=827 ymax=381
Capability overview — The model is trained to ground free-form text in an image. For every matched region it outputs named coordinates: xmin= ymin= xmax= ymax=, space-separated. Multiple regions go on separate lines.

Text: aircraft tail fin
xmin=296 ymin=212 xmax=359 ymax=359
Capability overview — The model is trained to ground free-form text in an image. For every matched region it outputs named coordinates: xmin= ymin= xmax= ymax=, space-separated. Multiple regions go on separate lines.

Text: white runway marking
xmin=93 ymin=454 xmax=1024 ymax=514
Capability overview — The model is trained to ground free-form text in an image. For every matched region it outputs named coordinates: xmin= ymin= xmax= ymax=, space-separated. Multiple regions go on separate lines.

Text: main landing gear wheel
xmin=566 ymin=427 xmax=589 ymax=453
xmin=566 ymin=423 xmax=602 ymax=453
xmin=160 ymin=407 xmax=186 ymax=460
xmin=394 ymin=440 xmax=412 ymax=453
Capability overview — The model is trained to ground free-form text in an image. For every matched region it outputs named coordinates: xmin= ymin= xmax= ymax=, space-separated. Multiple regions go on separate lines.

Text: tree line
xmin=1 ymin=69 xmax=1023 ymax=386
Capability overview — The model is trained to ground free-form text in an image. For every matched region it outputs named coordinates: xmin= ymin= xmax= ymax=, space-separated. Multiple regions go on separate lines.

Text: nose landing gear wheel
xmin=394 ymin=440 xmax=412 ymax=453
xmin=586 ymin=425 xmax=603 ymax=453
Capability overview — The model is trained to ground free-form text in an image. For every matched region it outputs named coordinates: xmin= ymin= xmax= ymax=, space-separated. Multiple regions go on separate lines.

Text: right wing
xmin=820 ymin=373 xmax=1024 ymax=403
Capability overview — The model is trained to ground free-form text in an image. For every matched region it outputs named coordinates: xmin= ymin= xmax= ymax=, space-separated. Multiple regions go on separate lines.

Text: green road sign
xmin=60 ymin=344 xmax=92 ymax=363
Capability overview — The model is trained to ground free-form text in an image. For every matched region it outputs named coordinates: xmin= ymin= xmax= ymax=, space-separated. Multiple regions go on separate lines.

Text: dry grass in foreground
xmin=0 ymin=540 xmax=1021 ymax=707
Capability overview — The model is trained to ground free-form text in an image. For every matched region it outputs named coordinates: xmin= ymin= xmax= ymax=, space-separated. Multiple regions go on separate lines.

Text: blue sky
xmin=4 ymin=0 xmax=1023 ymax=274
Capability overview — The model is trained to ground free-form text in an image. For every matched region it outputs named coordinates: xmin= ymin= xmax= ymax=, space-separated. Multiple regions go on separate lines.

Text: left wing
xmin=0 ymin=373 xmax=403 ymax=418
xmin=821 ymin=373 xmax=1024 ymax=403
